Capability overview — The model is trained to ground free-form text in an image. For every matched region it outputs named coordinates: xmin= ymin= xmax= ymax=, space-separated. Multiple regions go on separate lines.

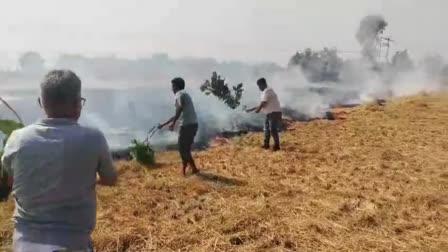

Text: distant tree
xmin=420 ymin=54 xmax=448 ymax=84
xmin=200 ymin=72 xmax=244 ymax=109
xmin=442 ymin=65 xmax=448 ymax=85
xmin=288 ymin=48 xmax=343 ymax=82
xmin=19 ymin=52 xmax=45 ymax=74
xmin=421 ymin=55 xmax=445 ymax=77
xmin=391 ymin=50 xmax=414 ymax=72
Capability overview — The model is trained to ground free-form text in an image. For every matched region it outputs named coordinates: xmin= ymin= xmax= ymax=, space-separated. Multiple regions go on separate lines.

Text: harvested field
xmin=1 ymin=94 xmax=448 ymax=251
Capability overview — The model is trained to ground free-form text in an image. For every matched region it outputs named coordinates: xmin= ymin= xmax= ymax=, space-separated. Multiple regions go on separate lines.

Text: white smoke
xmin=2 ymin=30 xmax=448 ymax=149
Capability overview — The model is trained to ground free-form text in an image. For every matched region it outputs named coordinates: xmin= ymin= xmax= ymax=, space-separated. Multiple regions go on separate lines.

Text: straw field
xmin=1 ymin=93 xmax=448 ymax=251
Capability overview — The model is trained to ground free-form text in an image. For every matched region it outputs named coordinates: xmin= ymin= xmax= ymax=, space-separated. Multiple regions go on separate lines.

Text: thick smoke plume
xmin=1 ymin=15 xmax=448 ymax=151
xmin=1 ymin=49 xmax=448 ymax=151
xmin=356 ymin=15 xmax=388 ymax=63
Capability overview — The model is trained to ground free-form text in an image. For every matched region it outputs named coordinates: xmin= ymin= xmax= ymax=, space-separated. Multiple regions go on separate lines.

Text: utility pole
xmin=381 ymin=37 xmax=394 ymax=63
xmin=377 ymin=36 xmax=382 ymax=59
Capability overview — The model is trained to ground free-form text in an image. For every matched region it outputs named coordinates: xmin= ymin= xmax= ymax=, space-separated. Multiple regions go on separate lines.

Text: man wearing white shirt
xmin=246 ymin=78 xmax=282 ymax=151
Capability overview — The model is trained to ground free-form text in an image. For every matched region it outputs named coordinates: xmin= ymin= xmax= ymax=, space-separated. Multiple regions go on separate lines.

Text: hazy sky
xmin=0 ymin=0 xmax=446 ymax=66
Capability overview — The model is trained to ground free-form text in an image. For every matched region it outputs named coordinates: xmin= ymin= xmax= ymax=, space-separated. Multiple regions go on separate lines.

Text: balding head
xmin=40 ymin=70 xmax=83 ymax=119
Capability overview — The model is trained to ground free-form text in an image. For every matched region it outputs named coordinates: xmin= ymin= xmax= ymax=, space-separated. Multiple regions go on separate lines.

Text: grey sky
xmin=0 ymin=0 xmax=446 ymax=66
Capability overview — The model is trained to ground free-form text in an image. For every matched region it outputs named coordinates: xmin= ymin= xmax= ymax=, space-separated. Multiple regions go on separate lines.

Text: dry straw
xmin=1 ymin=94 xmax=448 ymax=251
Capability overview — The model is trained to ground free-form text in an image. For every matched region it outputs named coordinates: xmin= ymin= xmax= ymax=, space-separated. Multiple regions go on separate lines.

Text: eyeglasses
xmin=37 ymin=97 xmax=87 ymax=107
xmin=80 ymin=97 xmax=87 ymax=107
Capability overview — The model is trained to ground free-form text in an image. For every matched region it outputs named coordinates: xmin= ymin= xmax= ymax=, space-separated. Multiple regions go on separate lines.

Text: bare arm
xmin=159 ymin=95 xmax=183 ymax=130
xmin=171 ymin=106 xmax=182 ymax=127
xmin=1 ymin=132 xmax=17 ymax=195
xmin=0 ymin=163 xmax=13 ymax=187
xmin=97 ymin=132 xmax=117 ymax=186
xmin=246 ymin=101 xmax=267 ymax=114
xmin=0 ymin=170 xmax=12 ymax=201
xmin=7 ymin=176 xmax=12 ymax=187
xmin=159 ymin=106 xmax=182 ymax=129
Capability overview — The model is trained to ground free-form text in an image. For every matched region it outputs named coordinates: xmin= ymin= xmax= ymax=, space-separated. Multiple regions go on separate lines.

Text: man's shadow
xmin=194 ymin=172 xmax=247 ymax=186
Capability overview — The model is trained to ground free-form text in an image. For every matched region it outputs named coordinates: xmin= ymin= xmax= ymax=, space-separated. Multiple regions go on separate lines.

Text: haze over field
xmin=1 ymin=2 xmax=448 ymax=251
xmin=0 ymin=0 xmax=447 ymax=149
xmin=1 ymin=0 xmax=448 ymax=65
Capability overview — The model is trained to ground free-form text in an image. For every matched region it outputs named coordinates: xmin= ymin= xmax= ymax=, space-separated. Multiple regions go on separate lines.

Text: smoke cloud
xmin=1 ymin=14 xmax=448 ymax=150
xmin=356 ymin=15 xmax=388 ymax=62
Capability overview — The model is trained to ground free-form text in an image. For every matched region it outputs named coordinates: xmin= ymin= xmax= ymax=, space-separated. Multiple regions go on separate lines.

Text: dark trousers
xmin=264 ymin=112 xmax=282 ymax=149
xmin=178 ymin=124 xmax=198 ymax=163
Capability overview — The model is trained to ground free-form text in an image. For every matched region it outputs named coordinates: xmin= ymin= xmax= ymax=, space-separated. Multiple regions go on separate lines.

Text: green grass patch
xmin=130 ymin=139 xmax=155 ymax=167
xmin=0 ymin=119 xmax=24 ymax=155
